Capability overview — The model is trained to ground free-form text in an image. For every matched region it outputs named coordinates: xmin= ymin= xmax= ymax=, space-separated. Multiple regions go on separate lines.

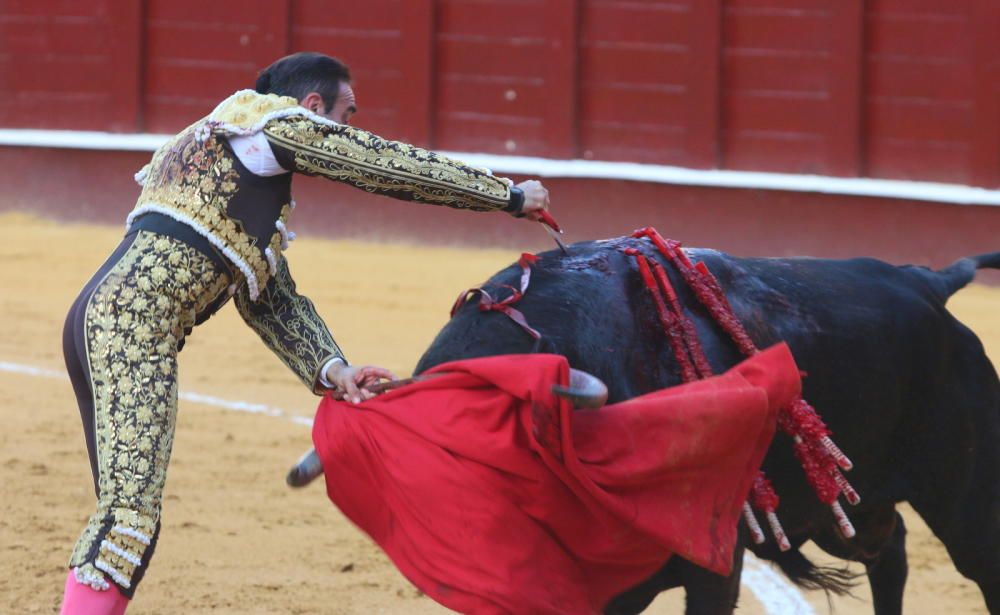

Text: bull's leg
xmin=678 ymin=549 xmax=743 ymax=615
xmin=910 ymin=490 xmax=1000 ymax=615
xmin=864 ymin=512 xmax=908 ymax=615
xmin=808 ymin=504 xmax=904 ymax=614
xmin=603 ymin=549 xmax=742 ymax=615
xmin=603 ymin=562 xmax=680 ymax=615
xmin=904 ymin=338 xmax=1000 ymax=614
xmin=983 ymin=581 xmax=1000 ymax=614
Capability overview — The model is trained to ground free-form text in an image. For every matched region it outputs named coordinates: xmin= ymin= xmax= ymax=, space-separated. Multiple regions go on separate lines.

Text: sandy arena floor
xmin=0 ymin=212 xmax=995 ymax=614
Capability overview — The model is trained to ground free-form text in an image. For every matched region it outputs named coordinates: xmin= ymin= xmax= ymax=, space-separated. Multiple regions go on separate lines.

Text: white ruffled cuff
xmin=317 ymin=356 xmax=347 ymax=389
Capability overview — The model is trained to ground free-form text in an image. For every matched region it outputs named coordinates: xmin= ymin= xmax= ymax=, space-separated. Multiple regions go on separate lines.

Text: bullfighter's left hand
xmin=325 ymin=362 xmax=396 ymax=404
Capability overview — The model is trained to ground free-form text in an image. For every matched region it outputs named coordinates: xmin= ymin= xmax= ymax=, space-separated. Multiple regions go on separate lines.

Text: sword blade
xmin=543 ymin=223 xmax=569 ymax=255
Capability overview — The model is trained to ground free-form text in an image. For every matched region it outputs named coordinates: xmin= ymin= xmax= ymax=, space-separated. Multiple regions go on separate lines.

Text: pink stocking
xmin=60 ymin=570 xmax=129 ymax=615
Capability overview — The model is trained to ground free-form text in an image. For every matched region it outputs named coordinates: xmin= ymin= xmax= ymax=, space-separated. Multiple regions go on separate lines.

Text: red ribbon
xmin=451 ymin=253 xmax=541 ymax=340
xmin=623 ymin=227 xmax=857 ymax=540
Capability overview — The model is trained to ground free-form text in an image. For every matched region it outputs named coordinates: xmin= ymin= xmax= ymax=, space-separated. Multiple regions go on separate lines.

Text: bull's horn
xmin=285 ymin=377 xmax=437 ymax=488
xmin=287 ymin=370 xmax=606 ymax=488
xmin=551 ymin=368 xmax=608 ymax=409
xmin=286 ymin=449 xmax=323 ymax=487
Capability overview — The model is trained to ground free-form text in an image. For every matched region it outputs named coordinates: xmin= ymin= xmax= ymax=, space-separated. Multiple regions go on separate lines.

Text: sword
xmin=537 ymin=210 xmax=568 ymax=255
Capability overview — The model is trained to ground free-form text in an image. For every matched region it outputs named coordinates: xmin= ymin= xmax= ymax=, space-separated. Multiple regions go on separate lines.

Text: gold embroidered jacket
xmin=233 ymin=256 xmax=343 ymax=392
xmin=126 ymin=90 xmax=522 ymax=391
xmin=128 ymin=90 xmax=520 ymax=300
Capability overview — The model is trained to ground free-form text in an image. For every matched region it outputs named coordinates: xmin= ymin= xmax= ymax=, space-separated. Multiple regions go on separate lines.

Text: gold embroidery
xmin=127 ymin=91 xmax=512 ymax=299
xmin=234 ymin=255 xmax=344 ymax=392
xmin=263 ymin=118 xmax=512 ymax=211
xmin=127 ymin=92 xmax=301 ymax=296
xmin=69 ymin=232 xmax=229 ymax=592
xmin=127 ymin=90 xmax=510 ymax=300
xmin=131 ymin=123 xmax=280 ymax=288
xmin=209 ymin=90 xmax=299 ymax=130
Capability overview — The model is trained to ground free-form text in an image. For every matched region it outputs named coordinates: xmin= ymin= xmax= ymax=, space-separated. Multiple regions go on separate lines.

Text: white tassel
xmin=275 ymin=220 xmax=291 ymax=250
xmin=832 ymin=500 xmax=856 ymax=538
xmin=133 ymin=165 xmax=149 ymax=187
xmin=110 ymin=525 xmax=151 ymax=546
xmin=821 ymin=436 xmax=853 ymax=471
xmin=834 ymin=472 xmax=861 ymax=505
xmin=194 ymin=123 xmax=211 ymax=144
xmin=743 ymin=502 xmax=765 ymax=544
xmin=94 ymin=559 xmax=131 ymax=589
xmin=73 ymin=566 xmax=110 ymax=591
xmin=766 ymin=511 xmax=791 ymax=551
xmin=101 ymin=540 xmax=142 ymax=567
xmin=265 ymin=247 xmax=277 ymax=275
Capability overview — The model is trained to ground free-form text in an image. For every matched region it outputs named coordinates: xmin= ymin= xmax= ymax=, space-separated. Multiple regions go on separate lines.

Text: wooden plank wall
xmin=0 ymin=0 xmax=997 ymax=187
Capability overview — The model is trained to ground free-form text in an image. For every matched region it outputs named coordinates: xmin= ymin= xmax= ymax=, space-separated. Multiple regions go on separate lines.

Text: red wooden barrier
xmin=0 ymin=0 xmax=997 ymax=187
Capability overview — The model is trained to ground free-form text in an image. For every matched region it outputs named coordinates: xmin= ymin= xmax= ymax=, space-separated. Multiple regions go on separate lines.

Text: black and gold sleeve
xmin=262 ymin=116 xmax=524 ymax=214
xmin=234 ymin=256 xmax=345 ymax=394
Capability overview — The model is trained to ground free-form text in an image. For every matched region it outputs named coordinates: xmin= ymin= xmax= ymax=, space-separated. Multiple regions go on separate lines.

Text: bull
xmin=413 ymin=237 xmax=1000 ymax=615
xmin=293 ymin=236 xmax=1000 ymax=614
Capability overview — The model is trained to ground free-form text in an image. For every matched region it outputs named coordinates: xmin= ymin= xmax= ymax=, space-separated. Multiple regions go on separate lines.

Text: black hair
xmin=255 ymin=52 xmax=352 ymax=113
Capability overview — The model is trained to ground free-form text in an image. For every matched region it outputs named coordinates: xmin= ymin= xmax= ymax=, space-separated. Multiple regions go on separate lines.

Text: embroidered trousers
xmin=62 ymin=230 xmax=231 ymax=596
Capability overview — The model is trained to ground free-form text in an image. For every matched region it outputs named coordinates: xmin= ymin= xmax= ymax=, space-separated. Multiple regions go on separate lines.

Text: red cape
xmin=312 ymin=344 xmax=801 ymax=614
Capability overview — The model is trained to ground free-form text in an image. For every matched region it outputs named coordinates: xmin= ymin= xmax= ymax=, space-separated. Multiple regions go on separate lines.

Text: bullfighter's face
xmin=327 ymin=81 xmax=357 ymax=125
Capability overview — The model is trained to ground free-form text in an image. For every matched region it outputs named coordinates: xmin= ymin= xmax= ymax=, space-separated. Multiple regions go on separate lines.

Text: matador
xmin=59 ymin=52 xmax=551 ymax=614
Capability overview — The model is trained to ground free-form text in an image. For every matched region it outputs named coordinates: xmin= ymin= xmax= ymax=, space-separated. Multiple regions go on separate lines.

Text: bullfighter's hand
xmin=516 ymin=179 xmax=550 ymax=221
xmin=325 ymin=363 xmax=396 ymax=404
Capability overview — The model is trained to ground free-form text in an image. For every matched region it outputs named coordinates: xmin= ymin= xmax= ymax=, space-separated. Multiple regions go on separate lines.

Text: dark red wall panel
xmin=433 ymin=0 xmax=548 ymax=156
xmin=722 ymin=1 xmax=840 ymax=174
xmin=578 ymin=0 xmax=708 ymax=165
xmin=863 ymin=0 xmax=983 ymax=185
xmin=290 ymin=0 xmax=406 ymax=140
xmin=0 ymin=0 xmax=140 ymax=131
xmin=1 ymin=0 xmax=998 ymax=188
xmin=143 ymin=0 xmax=287 ymax=132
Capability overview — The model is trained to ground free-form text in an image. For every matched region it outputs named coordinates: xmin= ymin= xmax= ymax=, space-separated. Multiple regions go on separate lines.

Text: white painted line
xmin=1 ymin=357 xmax=807 ymax=613
xmin=1 ymin=128 xmax=998 ymax=206
xmin=0 ymin=359 xmax=313 ymax=427
xmin=743 ymin=553 xmax=816 ymax=614
xmin=0 ymin=361 xmax=67 ymax=379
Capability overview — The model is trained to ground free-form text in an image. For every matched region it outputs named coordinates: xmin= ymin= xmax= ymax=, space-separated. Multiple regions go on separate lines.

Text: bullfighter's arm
xmin=261 ymin=116 xmax=525 ymax=214
xmin=234 ymin=255 xmax=345 ymax=394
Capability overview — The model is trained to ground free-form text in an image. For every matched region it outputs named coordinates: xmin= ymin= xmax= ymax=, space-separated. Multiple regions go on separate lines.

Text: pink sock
xmin=60 ymin=570 xmax=129 ymax=615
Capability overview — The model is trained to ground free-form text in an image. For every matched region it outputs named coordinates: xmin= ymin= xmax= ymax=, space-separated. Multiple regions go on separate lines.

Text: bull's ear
xmin=551 ymin=368 xmax=607 ymax=409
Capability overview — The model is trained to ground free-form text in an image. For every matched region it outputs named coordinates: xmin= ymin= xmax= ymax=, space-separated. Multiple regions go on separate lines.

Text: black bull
xmin=414 ymin=237 xmax=1000 ymax=615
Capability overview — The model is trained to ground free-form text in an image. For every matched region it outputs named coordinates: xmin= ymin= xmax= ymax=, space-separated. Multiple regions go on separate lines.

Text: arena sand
xmin=0 ymin=212 xmax=994 ymax=614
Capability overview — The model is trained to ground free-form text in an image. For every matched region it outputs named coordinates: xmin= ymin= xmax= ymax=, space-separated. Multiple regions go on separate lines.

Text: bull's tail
xmin=925 ymin=251 xmax=1000 ymax=301
xmin=769 ymin=547 xmax=858 ymax=596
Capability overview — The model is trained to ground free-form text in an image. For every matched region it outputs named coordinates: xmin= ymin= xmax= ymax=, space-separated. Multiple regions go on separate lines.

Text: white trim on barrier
xmin=1 ymin=357 xmax=807 ymax=613
xmin=0 ymin=129 xmax=170 ymax=152
xmin=1 ymin=128 xmax=999 ymax=207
